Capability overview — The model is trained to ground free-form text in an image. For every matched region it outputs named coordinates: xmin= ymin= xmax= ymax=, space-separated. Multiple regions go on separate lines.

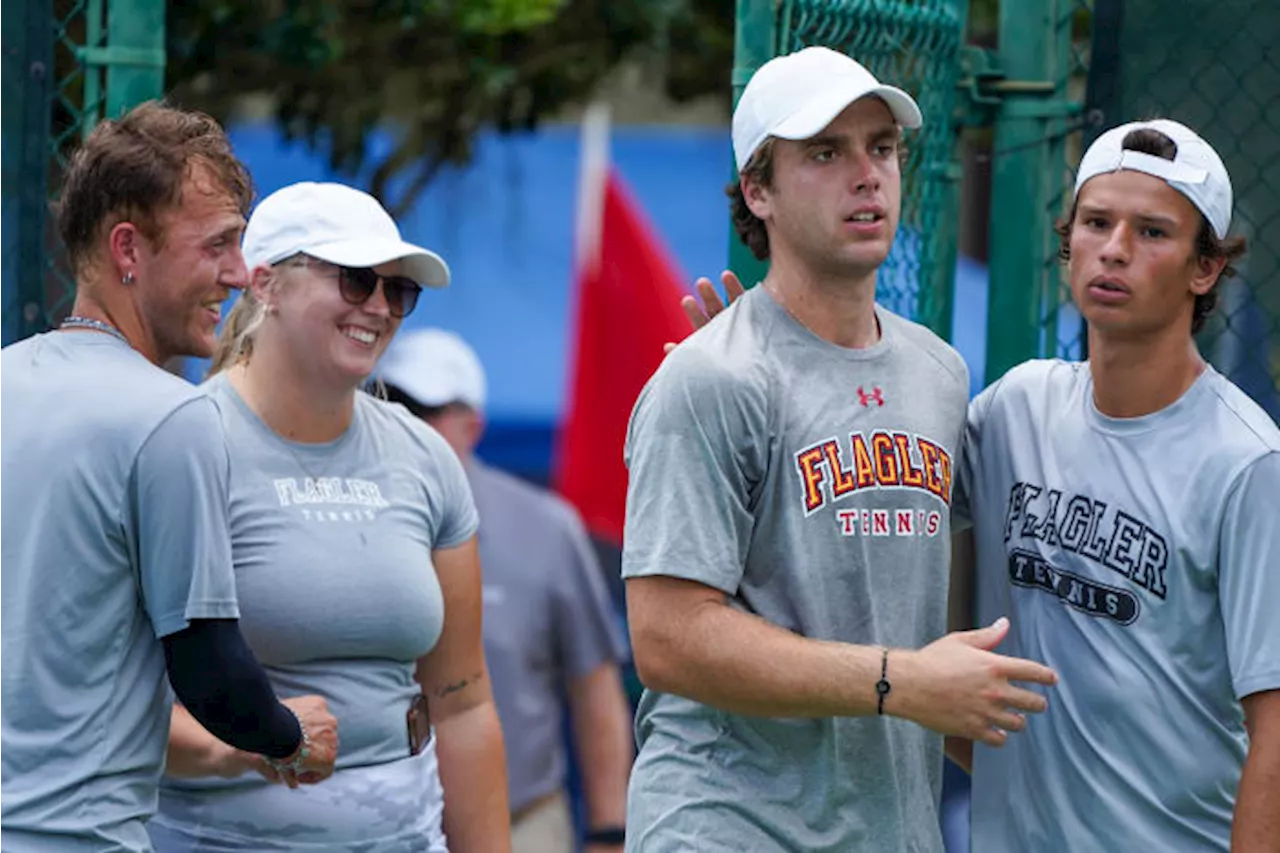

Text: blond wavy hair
xmin=206 ymin=273 xmax=273 ymax=377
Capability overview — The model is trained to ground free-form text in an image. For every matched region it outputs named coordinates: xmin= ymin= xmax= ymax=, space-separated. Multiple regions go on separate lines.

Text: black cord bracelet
xmin=876 ymin=648 xmax=892 ymax=715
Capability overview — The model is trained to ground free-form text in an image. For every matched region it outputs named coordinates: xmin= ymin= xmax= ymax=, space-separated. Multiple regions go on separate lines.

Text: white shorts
xmin=148 ymin=742 xmax=447 ymax=852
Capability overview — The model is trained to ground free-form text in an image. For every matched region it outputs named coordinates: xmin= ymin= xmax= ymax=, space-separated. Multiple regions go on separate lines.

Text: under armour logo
xmin=857 ymin=386 xmax=885 ymax=407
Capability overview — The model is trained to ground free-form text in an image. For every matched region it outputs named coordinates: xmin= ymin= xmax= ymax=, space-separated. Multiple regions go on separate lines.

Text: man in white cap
xmin=952 ymin=119 xmax=1280 ymax=851
xmin=379 ymin=329 xmax=635 ymax=853
xmin=619 ymin=46 xmax=1057 ymax=851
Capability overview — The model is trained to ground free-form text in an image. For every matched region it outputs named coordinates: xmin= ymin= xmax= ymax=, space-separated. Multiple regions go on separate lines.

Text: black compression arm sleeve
xmin=162 ymin=619 xmax=302 ymax=759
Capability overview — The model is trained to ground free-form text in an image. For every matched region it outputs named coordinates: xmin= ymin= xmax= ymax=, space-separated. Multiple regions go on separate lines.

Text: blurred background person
xmin=147 ymin=183 xmax=510 ymax=852
xmin=381 ymin=328 xmax=634 ymax=853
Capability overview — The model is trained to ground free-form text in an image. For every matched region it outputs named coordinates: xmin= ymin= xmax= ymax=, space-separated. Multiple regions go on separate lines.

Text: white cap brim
xmin=772 ymin=84 xmax=923 ymax=142
xmin=305 ymin=237 xmax=451 ymax=288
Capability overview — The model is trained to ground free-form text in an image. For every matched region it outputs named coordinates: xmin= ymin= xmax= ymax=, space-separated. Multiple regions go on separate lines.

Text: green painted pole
xmin=727 ymin=0 xmax=776 ymax=289
xmin=82 ymin=0 xmax=104 ymax=137
xmin=104 ymin=0 xmax=165 ymax=118
xmin=923 ymin=0 xmax=969 ymax=343
xmin=983 ymin=0 xmax=1072 ymax=384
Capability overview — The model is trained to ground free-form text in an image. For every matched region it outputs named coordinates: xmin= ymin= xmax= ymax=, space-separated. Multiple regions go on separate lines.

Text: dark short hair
xmin=1056 ymin=127 xmax=1247 ymax=334
xmin=727 ymin=139 xmax=776 ymax=261
xmin=57 ymin=100 xmax=253 ymax=274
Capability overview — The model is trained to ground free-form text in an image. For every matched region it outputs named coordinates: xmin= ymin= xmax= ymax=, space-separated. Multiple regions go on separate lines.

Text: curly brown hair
xmin=1056 ymin=127 xmax=1247 ymax=334
xmin=57 ymin=100 xmax=253 ymax=275
xmin=727 ymin=139 xmax=776 ymax=261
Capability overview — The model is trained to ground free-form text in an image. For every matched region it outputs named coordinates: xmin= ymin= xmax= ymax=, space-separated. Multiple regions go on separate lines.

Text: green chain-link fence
xmin=3 ymin=0 xmax=107 ymax=343
xmin=0 ymin=0 xmax=163 ymax=346
xmin=730 ymin=0 xmax=966 ymax=340
xmin=45 ymin=0 xmax=109 ymax=330
xmin=1081 ymin=0 xmax=1280 ymax=417
xmin=1 ymin=0 xmax=55 ymax=345
xmin=1033 ymin=0 xmax=1093 ymax=364
xmin=987 ymin=0 xmax=1279 ymax=418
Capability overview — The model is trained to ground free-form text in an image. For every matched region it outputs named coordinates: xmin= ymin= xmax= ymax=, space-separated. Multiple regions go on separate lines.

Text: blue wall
xmin=201 ymin=121 xmax=995 ymax=478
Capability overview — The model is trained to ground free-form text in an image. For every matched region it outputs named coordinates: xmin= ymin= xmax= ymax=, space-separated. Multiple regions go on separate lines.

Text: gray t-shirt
xmin=1 ymin=333 xmax=239 ymax=852
xmin=470 ymin=460 xmax=628 ymax=814
xmin=622 ymin=287 xmax=969 ymax=853
xmin=955 ymin=360 xmax=1280 ymax=852
xmin=155 ymin=375 xmax=478 ymax=847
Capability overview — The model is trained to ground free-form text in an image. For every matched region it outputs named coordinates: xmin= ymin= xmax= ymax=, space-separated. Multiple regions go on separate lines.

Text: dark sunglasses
xmin=336 ymin=266 xmax=422 ymax=319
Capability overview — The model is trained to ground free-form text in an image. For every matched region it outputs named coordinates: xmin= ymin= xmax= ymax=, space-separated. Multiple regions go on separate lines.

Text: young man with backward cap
xmin=953 ymin=118 xmax=1280 ymax=852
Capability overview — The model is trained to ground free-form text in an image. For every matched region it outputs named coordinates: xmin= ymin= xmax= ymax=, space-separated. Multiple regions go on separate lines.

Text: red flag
xmin=554 ymin=108 xmax=691 ymax=542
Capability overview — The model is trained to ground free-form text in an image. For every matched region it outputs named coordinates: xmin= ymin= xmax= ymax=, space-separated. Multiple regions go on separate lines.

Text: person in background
xmin=148 ymin=183 xmax=510 ymax=852
xmin=380 ymin=328 xmax=634 ymax=853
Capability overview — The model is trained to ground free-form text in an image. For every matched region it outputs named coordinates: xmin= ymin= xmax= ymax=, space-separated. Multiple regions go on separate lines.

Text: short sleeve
xmin=1218 ymin=451 xmax=1280 ymax=700
xmin=952 ymin=386 xmax=997 ymax=532
xmin=130 ymin=396 xmax=239 ymax=638
xmin=432 ymin=436 xmax=480 ymax=550
xmin=621 ymin=347 xmax=768 ymax=594
xmin=553 ymin=506 xmax=629 ymax=678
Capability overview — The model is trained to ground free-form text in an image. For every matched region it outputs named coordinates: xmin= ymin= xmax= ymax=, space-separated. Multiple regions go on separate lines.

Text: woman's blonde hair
xmin=206 ymin=268 xmax=278 ymax=377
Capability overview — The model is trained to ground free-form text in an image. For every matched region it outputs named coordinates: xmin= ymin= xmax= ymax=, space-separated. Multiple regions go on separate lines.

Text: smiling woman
xmin=147 ymin=182 xmax=512 ymax=853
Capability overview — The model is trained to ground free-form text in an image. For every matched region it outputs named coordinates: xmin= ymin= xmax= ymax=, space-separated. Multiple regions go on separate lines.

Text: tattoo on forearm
xmin=434 ymin=670 xmax=484 ymax=700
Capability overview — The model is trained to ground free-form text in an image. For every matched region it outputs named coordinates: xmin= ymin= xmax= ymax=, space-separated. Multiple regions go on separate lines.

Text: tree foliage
xmin=166 ymin=0 xmax=735 ymax=215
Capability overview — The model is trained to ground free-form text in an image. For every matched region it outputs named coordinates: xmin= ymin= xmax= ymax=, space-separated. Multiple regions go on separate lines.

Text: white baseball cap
xmin=242 ymin=182 xmax=451 ymax=287
xmin=378 ymin=328 xmax=486 ymax=410
xmin=732 ymin=46 xmax=923 ymax=172
xmin=1074 ymin=119 xmax=1233 ymax=238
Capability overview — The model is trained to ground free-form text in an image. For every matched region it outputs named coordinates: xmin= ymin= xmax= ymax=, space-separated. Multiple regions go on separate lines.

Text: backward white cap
xmin=378 ymin=328 xmax=486 ymax=411
xmin=732 ymin=46 xmax=923 ymax=172
xmin=1075 ymin=119 xmax=1233 ymax=238
xmin=242 ymin=181 xmax=451 ymax=287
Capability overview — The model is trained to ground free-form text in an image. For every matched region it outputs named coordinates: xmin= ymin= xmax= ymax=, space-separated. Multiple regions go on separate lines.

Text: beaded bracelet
xmin=267 ymin=707 xmax=311 ymax=775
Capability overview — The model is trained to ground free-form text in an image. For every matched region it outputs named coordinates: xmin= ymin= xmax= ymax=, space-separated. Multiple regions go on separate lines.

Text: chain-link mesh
xmin=1016 ymin=0 xmax=1094 ymax=365
xmin=779 ymin=0 xmax=964 ymax=334
xmin=1110 ymin=0 xmax=1279 ymax=418
xmin=0 ymin=0 xmax=100 ymax=345
xmin=40 ymin=0 xmax=108 ymax=329
xmin=1040 ymin=0 xmax=1280 ymax=419
xmin=0 ymin=9 xmax=28 ymax=343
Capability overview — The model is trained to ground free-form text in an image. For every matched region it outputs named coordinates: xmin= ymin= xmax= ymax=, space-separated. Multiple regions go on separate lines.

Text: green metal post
xmin=2 ymin=0 xmax=54 ymax=345
xmin=924 ymin=0 xmax=970 ymax=344
xmin=104 ymin=0 xmax=165 ymax=118
xmin=82 ymin=0 xmax=105 ymax=137
xmin=727 ymin=0 xmax=776 ymax=288
xmin=984 ymin=0 xmax=1073 ymax=384
xmin=925 ymin=162 xmax=962 ymax=343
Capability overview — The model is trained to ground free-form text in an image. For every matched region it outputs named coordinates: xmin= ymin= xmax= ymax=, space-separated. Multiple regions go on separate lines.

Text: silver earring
xmin=121 ymin=271 xmax=135 ymax=285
